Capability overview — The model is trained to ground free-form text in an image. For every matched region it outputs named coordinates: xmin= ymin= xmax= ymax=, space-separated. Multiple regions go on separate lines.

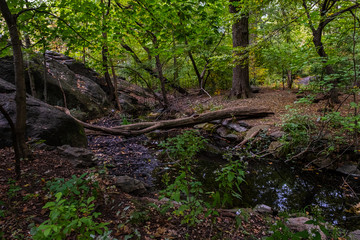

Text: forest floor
xmin=0 ymin=87 xmax=356 ymax=239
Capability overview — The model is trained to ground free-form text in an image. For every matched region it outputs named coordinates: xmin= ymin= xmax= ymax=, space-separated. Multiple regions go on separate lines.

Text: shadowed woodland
xmin=1 ymin=0 xmax=360 ymax=239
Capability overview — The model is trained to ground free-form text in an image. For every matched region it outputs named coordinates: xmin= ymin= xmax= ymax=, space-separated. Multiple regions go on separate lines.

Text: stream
xmin=187 ymin=155 xmax=360 ymax=231
xmin=88 ymin=133 xmax=360 ymax=231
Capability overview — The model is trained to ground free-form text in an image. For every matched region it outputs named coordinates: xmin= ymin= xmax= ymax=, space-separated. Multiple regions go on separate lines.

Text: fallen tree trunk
xmin=56 ymin=106 xmax=274 ymax=136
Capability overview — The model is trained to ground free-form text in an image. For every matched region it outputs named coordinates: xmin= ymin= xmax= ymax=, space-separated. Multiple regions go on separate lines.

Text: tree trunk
xmin=229 ymin=0 xmax=252 ymax=99
xmin=312 ymin=30 xmax=339 ymax=104
xmin=286 ymin=69 xmax=293 ymax=89
xmin=25 ymin=35 xmax=37 ymax=97
xmin=43 ymin=45 xmax=47 ymax=102
xmin=155 ymin=54 xmax=169 ymax=108
xmin=101 ymin=0 xmax=116 ymax=104
xmin=0 ymin=0 xmax=28 ymax=178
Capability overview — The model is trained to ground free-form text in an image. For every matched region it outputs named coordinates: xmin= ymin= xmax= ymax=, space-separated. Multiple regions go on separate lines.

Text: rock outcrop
xmin=0 ymin=79 xmax=87 ymax=148
xmin=0 ymin=53 xmax=111 ymax=119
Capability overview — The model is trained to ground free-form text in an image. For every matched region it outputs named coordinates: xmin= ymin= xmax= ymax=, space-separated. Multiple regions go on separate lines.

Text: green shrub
xmin=212 ymin=153 xmax=246 ymax=208
xmin=159 ymin=130 xmax=217 ymax=225
xmin=30 ymin=174 xmax=108 ymax=240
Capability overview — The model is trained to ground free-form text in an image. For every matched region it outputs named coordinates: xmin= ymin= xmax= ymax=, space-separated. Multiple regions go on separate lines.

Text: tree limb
xmin=56 ymin=106 xmax=274 ymax=136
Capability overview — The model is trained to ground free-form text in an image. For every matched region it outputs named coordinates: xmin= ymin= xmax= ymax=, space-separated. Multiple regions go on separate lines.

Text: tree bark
xmin=230 ymin=0 xmax=252 ymax=99
xmin=57 ymin=106 xmax=273 ymax=136
xmin=101 ymin=0 xmax=116 ymax=104
xmin=24 ymin=35 xmax=37 ymax=97
xmin=0 ymin=0 xmax=28 ymax=178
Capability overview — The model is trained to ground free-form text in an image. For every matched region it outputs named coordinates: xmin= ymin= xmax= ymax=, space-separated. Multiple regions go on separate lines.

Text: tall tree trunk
xmin=172 ymin=31 xmax=179 ymax=85
xmin=43 ymin=45 xmax=47 ymax=103
xmin=110 ymin=58 xmax=122 ymax=111
xmin=312 ymin=29 xmax=339 ymax=103
xmin=0 ymin=0 xmax=28 ymax=178
xmin=25 ymin=35 xmax=37 ymax=97
xmin=101 ymin=0 xmax=115 ymax=104
xmin=286 ymin=70 xmax=293 ymax=89
xmin=229 ymin=0 xmax=252 ymax=99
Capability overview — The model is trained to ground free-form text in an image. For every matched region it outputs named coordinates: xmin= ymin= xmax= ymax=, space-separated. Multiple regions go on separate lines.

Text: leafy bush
xmin=159 ymin=130 xmax=207 ymax=162
xmin=212 ymin=153 xmax=246 ymax=208
xmin=30 ymin=174 xmax=108 ymax=239
xmin=159 ymin=130 xmax=217 ymax=225
xmin=279 ymin=107 xmax=317 ymax=158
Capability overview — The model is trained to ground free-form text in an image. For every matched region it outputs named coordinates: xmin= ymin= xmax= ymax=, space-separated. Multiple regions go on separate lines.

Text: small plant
xmin=7 ymin=179 xmax=22 ymax=199
xmin=212 ymin=153 xmax=246 ymax=208
xmin=31 ymin=192 xmax=108 ymax=239
xmin=279 ymin=107 xmax=317 ymax=158
xmin=30 ymin=174 xmax=108 ymax=239
xmin=159 ymin=130 xmax=207 ymax=162
xmin=159 ymin=130 xmax=217 ymax=225
xmin=46 ymin=173 xmax=99 ymax=204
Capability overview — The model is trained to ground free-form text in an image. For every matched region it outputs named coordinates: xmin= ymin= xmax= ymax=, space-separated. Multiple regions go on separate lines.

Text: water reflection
xmin=165 ymin=157 xmax=360 ymax=230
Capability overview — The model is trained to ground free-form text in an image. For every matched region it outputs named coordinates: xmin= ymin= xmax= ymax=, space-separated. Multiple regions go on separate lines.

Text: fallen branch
xmin=235 ymin=129 xmax=261 ymax=148
xmin=56 ymin=106 xmax=274 ymax=136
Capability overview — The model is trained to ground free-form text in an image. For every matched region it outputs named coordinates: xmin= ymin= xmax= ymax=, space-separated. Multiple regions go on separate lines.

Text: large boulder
xmin=0 ymin=52 xmax=111 ymax=119
xmin=0 ymin=79 xmax=87 ymax=148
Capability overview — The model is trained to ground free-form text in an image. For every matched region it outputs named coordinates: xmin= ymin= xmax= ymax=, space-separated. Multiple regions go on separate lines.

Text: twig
xmin=342 ymin=177 xmax=359 ymax=199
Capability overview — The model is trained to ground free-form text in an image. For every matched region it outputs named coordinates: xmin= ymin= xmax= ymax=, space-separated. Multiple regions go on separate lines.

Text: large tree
xmin=230 ymin=0 xmax=252 ymax=98
xmin=302 ymin=0 xmax=360 ymax=104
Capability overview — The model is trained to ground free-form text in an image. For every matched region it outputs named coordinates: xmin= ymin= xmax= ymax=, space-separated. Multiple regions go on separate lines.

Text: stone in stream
xmin=270 ymin=131 xmax=285 ymax=139
xmin=114 ymin=175 xmax=147 ymax=194
xmin=254 ymin=204 xmax=272 ymax=214
xmin=349 ymin=230 xmax=360 ymax=240
xmin=336 ymin=164 xmax=360 ymax=177
xmin=227 ymin=122 xmax=248 ymax=133
xmin=216 ymin=126 xmax=229 ymax=138
xmin=286 ymin=217 xmax=326 ymax=240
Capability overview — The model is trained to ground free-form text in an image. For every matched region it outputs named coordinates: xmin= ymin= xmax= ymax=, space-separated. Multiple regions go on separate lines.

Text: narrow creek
xmin=189 ymin=155 xmax=360 ymax=231
xmin=153 ymin=149 xmax=360 ymax=231
xmin=88 ymin=133 xmax=360 ymax=231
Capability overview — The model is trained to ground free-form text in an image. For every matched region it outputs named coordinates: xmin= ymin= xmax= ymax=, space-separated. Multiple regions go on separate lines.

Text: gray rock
xmin=254 ymin=204 xmax=272 ymax=214
xmin=217 ymin=126 xmax=229 ymax=138
xmin=349 ymin=230 xmax=360 ymax=240
xmin=210 ymin=119 xmax=222 ymax=124
xmin=237 ymin=121 xmax=251 ymax=128
xmin=0 ymin=79 xmax=88 ymax=148
xmin=57 ymin=145 xmax=95 ymax=168
xmin=224 ymin=133 xmax=240 ymax=141
xmin=336 ymin=164 xmax=360 ymax=177
xmin=114 ymin=175 xmax=147 ymax=194
xmin=221 ymin=119 xmax=230 ymax=126
xmin=227 ymin=123 xmax=248 ymax=133
xmin=270 ymin=131 xmax=285 ymax=139
xmin=286 ymin=217 xmax=326 ymax=240
xmin=0 ymin=53 xmax=111 ymax=119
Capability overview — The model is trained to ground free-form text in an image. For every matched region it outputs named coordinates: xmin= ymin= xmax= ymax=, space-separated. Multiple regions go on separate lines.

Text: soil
xmin=0 ymin=87 xmax=356 ymax=239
